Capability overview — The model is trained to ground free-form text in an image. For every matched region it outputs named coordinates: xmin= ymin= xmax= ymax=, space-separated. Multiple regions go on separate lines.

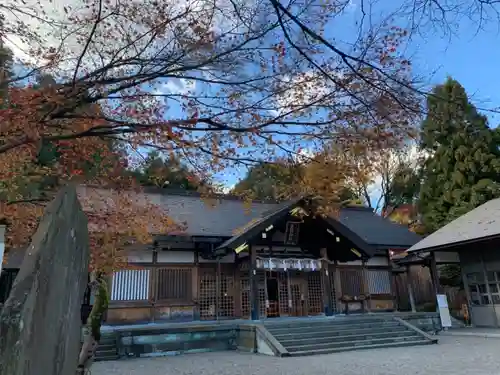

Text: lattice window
xmin=199 ymin=268 xmax=217 ymax=319
xmin=339 ymin=268 xmax=363 ymax=296
xmin=284 ymin=221 xmax=301 ymax=245
xmin=278 ymin=271 xmax=290 ymax=316
xmin=367 ymin=269 xmax=391 ymax=295
xmin=240 ymin=277 xmax=250 ymax=319
xmin=238 ymin=272 xmax=266 ymax=319
xmin=157 ymin=268 xmax=192 ymax=301
xmin=289 ymin=281 xmax=302 ymax=316
xmin=218 ymin=272 xmax=235 ymax=319
xmin=258 ymin=271 xmax=267 ymax=318
xmin=307 ymin=272 xmax=323 ymax=315
xmin=111 ymin=269 xmax=150 ymax=301
xmin=468 ymin=272 xmax=490 ymax=305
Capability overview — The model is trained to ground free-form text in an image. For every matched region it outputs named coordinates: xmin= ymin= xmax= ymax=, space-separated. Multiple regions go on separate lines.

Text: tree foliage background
xmin=419 ymin=77 xmax=500 ymax=233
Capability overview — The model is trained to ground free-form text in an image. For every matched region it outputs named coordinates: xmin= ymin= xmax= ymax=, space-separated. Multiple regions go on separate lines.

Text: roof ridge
xmin=81 ymin=183 xmax=282 ymax=204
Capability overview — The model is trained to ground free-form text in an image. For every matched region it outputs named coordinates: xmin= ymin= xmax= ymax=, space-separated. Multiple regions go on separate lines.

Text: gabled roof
xmin=216 ymin=197 xmax=376 ymax=258
xmin=76 ymin=186 xmax=421 ymax=249
xmin=215 ymin=198 xmax=304 ymax=251
xmin=408 ymin=198 xmax=500 ymax=253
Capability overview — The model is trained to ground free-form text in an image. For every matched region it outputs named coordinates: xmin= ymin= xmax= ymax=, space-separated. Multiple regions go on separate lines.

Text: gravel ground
xmin=92 ymin=336 xmax=500 ymax=375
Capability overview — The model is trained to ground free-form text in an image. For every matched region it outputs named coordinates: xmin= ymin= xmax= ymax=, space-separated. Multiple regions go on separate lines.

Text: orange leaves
xmin=78 ymin=186 xmax=182 ymax=272
xmin=0 ymin=201 xmax=44 ymax=250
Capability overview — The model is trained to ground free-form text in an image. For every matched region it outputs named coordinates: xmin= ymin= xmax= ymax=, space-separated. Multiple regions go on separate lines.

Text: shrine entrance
xmin=217 ymin=197 xmax=377 ymax=320
xmin=258 ymin=258 xmax=326 ymax=318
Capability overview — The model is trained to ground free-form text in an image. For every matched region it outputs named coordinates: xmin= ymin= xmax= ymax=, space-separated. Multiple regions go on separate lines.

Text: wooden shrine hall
xmin=0 ymin=187 xmax=421 ymax=324
xmin=102 ymin=191 xmax=421 ymax=324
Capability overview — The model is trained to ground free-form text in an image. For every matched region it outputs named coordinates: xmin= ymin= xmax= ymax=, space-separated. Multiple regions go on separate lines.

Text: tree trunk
xmin=76 ymin=277 xmax=109 ymax=375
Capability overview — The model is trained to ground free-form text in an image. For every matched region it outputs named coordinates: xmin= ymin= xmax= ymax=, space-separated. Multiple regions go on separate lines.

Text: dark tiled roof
xmin=408 ymin=197 xmax=500 ymax=253
xmin=76 ymin=186 xmax=421 ymax=249
xmin=337 ymin=207 xmax=421 ymax=248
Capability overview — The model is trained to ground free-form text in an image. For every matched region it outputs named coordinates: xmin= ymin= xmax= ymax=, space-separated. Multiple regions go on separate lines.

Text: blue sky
xmin=223 ymin=2 xmax=500 ymax=190
xmin=10 ymin=0 xmax=498 ymax=195
xmin=103 ymin=1 xmax=500 ymax=193
xmin=106 ymin=4 xmax=500 ymax=195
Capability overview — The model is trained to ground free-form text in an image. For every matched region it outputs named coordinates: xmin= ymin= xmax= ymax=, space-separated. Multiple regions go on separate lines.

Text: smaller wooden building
xmin=103 ymin=190 xmax=421 ymax=324
xmin=407 ymin=197 xmax=500 ymax=327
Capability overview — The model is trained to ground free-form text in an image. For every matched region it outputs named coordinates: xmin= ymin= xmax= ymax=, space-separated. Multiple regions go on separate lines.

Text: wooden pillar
xmin=334 ymin=260 xmax=341 ymax=313
xmin=249 ymin=245 xmax=259 ymax=320
xmin=150 ymin=248 xmax=158 ymax=323
xmin=193 ymin=247 xmax=200 ymax=320
xmin=406 ymin=265 xmax=416 ymax=313
xmin=361 ymin=259 xmax=371 ymax=313
xmin=392 ymin=272 xmax=401 ymax=311
xmin=320 ymin=249 xmax=332 ymax=316
xmin=429 ymin=252 xmax=442 ymax=295
xmin=461 ymin=264 xmax=473 ymax=326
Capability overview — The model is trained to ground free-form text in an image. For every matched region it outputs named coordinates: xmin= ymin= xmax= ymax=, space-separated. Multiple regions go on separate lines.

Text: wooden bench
xmin=339 ymin=294 xmax=370 ymax=314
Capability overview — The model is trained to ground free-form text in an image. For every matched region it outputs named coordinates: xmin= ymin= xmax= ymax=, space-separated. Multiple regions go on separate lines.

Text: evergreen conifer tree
xmin=419 ymin=77 xmax=500 ymax=231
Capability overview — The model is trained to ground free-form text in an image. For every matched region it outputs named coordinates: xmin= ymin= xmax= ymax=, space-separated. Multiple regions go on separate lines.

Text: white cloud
xmin=2 ymin=0 xmax=252 ymax=80
xmin=221 ymin=183 xmax=235 ymax=194
xmin=346 ymin=0 xmax=357 ymax=12
xmin=363 ymin=142 xmax=429 ymax=210
xmin=293 ymin=148 xmax=316 ymax=164
xmin=161 ymin=78 xmax=197 ymax=95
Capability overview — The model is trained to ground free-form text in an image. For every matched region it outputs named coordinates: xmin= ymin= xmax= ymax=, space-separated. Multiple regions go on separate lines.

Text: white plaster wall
xmin=157 ymin=251 xmax=194 ymax=263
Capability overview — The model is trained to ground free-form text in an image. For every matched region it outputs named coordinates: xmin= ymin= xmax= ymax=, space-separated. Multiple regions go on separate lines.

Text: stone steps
xmin=288 ymin=339 xmax=432 ymax=357
xmin=94 ymin=335 xmax=119 ymax=361
xmin=277 ymin=329 xmax=416 ymax=346
xmin=263 ymin=316 xmax=437 ymax=357
xmin=266 ymin=321 xmax=402 ymax=335
xmin=270 ymin=325 xmax=408 ymax=340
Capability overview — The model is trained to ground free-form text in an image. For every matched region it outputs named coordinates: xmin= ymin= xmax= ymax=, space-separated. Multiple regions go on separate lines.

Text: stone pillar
xmin=249 ymin=245 xmax=259 ymax=320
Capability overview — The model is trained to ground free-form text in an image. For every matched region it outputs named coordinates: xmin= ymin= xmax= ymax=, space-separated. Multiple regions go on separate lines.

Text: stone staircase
xmin=94 ymin=332 xmax=119 ymax=361
xmin=263 ymin=315 xmax=437 ymax=357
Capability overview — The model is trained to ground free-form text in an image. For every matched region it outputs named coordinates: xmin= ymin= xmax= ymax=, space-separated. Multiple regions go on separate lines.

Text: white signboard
xmin=436 ymin=294 xmax=452 ymax=328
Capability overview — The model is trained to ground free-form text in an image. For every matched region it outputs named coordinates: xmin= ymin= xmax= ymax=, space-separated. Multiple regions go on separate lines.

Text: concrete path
xmin=441 ymin=327 xmax=500 ymax=338
xmin=93 ymin=336 xmax=500 ymax=375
